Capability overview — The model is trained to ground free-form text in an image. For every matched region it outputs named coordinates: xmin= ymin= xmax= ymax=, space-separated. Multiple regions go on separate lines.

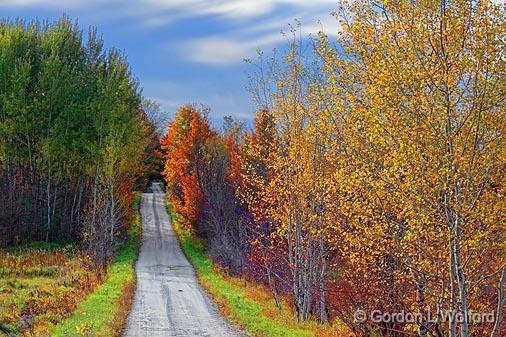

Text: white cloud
xmin=192 ymin=0 xmax=275 ymax=19
xmin=181 ymin=32 xmax=285 ymax=66
xmin=0 ymin=0 xmax=108 ymax=9
xmin=136 ymin=0 xmax=337 ymax=20
xmin=149 ymin=97 xmax=181 ymax=110
xmin=0 ymin=0 xmax=337 ymax=22
xmin=0 ymin=0 xmax=339 ymax=120
xmin=1 ymin=0 xmax=341 ymax=66
xmin=179 ymin=10 xmax=341 ymax=66
xmin=183 ymin=37 xmax=252 ymax=66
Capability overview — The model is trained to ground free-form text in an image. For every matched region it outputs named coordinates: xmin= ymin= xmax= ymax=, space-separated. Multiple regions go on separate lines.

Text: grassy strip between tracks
xmin=51 ymin=193 xmax=141 ymax=337
xmin=168 ymin=204 xmax=349 ymax=337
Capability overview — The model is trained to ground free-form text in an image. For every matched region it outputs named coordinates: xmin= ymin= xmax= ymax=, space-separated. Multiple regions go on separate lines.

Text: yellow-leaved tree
xmin=314 ymin=0 xmax=505 ymax=336
xmin=242 ymin=1 xmax=505 ymax=336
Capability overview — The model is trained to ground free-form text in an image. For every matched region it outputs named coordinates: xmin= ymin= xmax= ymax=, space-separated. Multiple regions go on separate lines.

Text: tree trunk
xmin=449 ymin=231 xmax=458 ymax=337
xmin=453 ymin=213 xmax=469 ymax=337
xmin=490 ymin=267 xmax=506 ymax=337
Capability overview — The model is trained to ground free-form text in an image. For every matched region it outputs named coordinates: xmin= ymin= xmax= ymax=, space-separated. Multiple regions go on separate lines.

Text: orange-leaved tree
xmin=161 ymin=105 xmax=215 ymax=232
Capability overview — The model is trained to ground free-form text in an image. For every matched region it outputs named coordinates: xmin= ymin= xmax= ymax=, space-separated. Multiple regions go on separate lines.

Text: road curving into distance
xmin=124 ymin=182 xmax=244 ymax=337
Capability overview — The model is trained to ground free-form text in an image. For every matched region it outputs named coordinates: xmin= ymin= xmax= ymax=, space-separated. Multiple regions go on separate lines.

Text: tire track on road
xmin=124 ymin=182 xmax=244 ymax=337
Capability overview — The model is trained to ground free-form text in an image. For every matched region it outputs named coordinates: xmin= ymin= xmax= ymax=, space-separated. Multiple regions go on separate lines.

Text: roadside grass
xmin=51 ymin=193 xmax=142 ymax=337
xmin=167 ymin=205 xmax=350 ymax=337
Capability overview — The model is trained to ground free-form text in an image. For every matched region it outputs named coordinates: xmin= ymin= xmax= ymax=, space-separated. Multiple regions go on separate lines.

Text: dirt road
xmin=124 ymin=183 xmax=243 ymax=337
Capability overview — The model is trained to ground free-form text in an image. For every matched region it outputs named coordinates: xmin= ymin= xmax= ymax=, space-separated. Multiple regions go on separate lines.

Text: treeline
xmin=162 ymin=1 xmax=505 ymax=337
xmin=0 ymin=17 xmax=159 ymax=268
xmin=162 ymin=107 xmax=246 ymax=272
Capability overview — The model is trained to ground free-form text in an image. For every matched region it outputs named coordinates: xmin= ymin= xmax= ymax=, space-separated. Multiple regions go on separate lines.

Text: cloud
xmin=149 ymin=97 xmax=181 ymax=110
xmin=189 ymin=0 xmax=276 ymax=19
xmin=1 ymin=0 xmax=340 ymax=118
xmin=182 ymin=37 xmax=252 ymax=66
xmin=131 ymin=1 xmax=337 ymax=21
xmin=0 ymin=0 xmax=108 ymax=9
xmin=0 ymin=0 xmax=340 ymax=65
xmin=137 ymin=0 xmax=339 ymax=28
xmin=0 ymin=0 xmax=337 ymax=24
xmin=180 ymin=33 xmax=284 ymax=66
xmin=179 ymin=9 xmax=341 ymax=66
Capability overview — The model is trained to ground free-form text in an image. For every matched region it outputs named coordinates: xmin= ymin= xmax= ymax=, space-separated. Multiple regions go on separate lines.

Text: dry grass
xmin=51 ymin=192 xmax=141 ymax=337
xmin=107 ymin=281 xmax=135 ymax=336
xmin=0 ymin=244 xmax=101 ymax=336
xmin=0 ymin=194 xmax=141 ymax=337
xmin=205 ymin=270 xmax=352 ymax=337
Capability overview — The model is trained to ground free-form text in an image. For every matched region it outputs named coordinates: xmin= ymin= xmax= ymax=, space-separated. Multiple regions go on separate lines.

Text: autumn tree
xmin=241 ymin=33 xmax=343 ymax=322
xmin=162 ymin=106 xmax=249 ymax=272
xmin=161 ymin=105 xmax=213 ymax=230
xmin=235 ymin=1 xmax=505 ymax=334
xmin=311 ymin=0 xmax=506 ymax=335
xmin=231 ymin=110 xmax=288 ymax=304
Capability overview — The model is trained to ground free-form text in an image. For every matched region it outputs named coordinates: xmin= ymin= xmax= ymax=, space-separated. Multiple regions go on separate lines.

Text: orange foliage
xmin=161 ymin=105 xmax=216 ymax=231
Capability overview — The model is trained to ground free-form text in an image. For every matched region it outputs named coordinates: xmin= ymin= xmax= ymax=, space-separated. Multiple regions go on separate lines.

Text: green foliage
xmin=0 ymin=16 xmax=149 ymax=246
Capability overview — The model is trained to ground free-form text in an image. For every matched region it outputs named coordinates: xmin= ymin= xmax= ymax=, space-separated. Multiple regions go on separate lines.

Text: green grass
xmin=51 ymin=193 xmax=141 ymax=337
xmin=168 ymin=206 xmax=316 ymax=337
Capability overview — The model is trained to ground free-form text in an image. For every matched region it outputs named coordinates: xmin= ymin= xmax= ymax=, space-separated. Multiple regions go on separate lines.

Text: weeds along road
xmin=124 ymin=183 xmax=243 ymax=337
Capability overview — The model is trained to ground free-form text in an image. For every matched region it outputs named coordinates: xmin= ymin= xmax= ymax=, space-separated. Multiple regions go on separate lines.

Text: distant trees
xmin=162 ymin=0 xmax=505 ymax=336
xmin=0 ymin=17 xmax=154 ymax=268
xmin=140 ymin=99 xmax=166 ymax=184
xmin=161 ymin=106 xmax=213 ymax=231
xmin=161 ymin=105 xmax=246 ymax=272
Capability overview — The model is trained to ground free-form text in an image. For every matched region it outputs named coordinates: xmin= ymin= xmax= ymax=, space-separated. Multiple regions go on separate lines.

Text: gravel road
xmin=124 ymin=183 xmax=244 ymax=337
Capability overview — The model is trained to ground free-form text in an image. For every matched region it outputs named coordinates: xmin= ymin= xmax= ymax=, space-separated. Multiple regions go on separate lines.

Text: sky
xmin=0 ymin=0 xmax=341 ymax=127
